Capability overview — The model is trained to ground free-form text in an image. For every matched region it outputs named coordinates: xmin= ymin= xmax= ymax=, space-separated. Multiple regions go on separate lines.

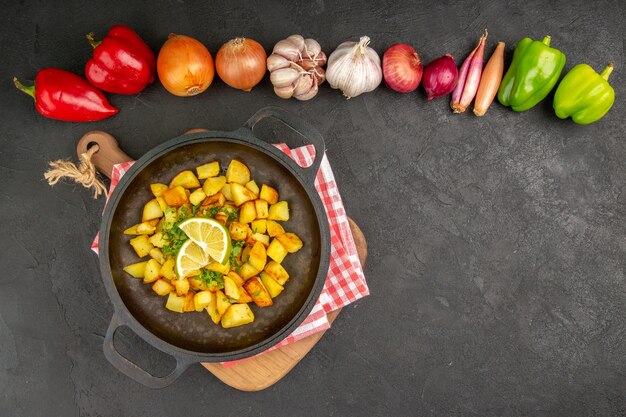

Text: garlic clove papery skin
xmin=326 ymin=36 xmax=382 ymax=98
xmin=294 ymin=80 xmax=318 ymax=101
xmin=274 ymin=84 xmax=295 ymax=99
xmin=286 ymin=34 xmax=305 ymax=51
xmin=267 ymin=54 xmax=291 ymax=72
xmin=272 ymin=39 xmax=301 ymax=61
xmin=293 ymin=74 xmax=314 ymax=96
xmin=270 ymin=67 xmax=300 ymax=88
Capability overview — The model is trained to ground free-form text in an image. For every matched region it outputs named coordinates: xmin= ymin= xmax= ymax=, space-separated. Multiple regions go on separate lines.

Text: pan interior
xmin=107 ymin=140 xmax=322 ymax=353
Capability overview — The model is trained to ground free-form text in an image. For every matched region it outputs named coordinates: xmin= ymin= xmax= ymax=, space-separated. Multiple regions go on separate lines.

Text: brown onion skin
xmin=157 ymin=34 xmax=214 ymax=97
xmin=383 ymin=43 xmax=423 ymax=93
xmin=216 ymin=37 xmax=267 ymax=92
xmin=422 ymin=54 xmax=458 ymax=100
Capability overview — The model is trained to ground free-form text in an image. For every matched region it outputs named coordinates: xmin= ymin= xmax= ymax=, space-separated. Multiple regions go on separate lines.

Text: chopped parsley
xmin=229 ymin=240 xmax=244 ymax=266
xmin=252 ymin=290 xmax=261 ymax=297
xmin=198 ymin=269 xmax=224 ymax=289
xmin=161 ymin=206 xmax=199 ymax=257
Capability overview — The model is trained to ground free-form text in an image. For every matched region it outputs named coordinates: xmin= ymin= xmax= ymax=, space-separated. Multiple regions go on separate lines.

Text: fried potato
xmin=221 ymin=304 xmax=255 ymax=328
xmin=169 ymin=170 xmax=200 ymax=189
xmin=266 ymin=239 xmax=288 ymax=263
xmin=226 ymin=160 xmax=251 ymax=185
xmin=196 ymin=161 xmax=220 ymax=179
xmin=244 ymin=277 xmax=273 ymax=307
xmin=259 ymin=184 xmax=279 ymax=204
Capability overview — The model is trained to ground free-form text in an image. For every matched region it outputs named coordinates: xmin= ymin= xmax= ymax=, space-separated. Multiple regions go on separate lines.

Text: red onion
xmin=451 ymin=30 xmax=488 ymax=113
xmin=422 ymin=54 xmax=458 ymax=100
xmin=382 ymin=43 xmax=423 ymax=93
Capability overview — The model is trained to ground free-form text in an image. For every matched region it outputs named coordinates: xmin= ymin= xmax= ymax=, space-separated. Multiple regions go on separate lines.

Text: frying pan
xmin=78 ymin=107 xmax=330 ymax=388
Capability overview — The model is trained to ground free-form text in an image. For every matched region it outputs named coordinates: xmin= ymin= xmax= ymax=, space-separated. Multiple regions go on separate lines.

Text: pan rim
xmin=99 ymin=129 xmax=331 ymax=362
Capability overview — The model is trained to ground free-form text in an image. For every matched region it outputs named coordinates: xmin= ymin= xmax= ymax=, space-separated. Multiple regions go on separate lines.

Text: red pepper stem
xmin=13 ymin=77 xmax=35 ymax=100
xmin=542 ymin=36 xmax=551 ymax=47
xmin=600 ymin=64 xmax=614 ymax=80
xmin=86 ymin=32 xmax=102 ymax=49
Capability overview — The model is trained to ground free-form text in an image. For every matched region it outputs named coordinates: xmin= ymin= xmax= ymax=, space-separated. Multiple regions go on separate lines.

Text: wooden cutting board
xmin=202 ymin=217 xmax=367 ymax=391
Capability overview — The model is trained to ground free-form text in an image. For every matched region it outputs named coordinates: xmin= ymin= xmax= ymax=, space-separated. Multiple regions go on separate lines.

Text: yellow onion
xmin=157 ymin=34 xmax=214 ymax=97
xmin=215 ymin=37 xmax=267 ymax=92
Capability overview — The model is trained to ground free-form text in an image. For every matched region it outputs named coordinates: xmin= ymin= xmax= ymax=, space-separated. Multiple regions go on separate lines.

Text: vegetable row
xmin=14 ymin=25 xmax=615 ymax=125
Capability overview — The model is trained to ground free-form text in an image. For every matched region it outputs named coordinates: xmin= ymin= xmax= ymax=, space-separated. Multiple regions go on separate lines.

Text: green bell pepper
xmin=553 ymin=64 xmax=615 ymax=125
xmin=498 ymin=36 xmax=566 ymax=111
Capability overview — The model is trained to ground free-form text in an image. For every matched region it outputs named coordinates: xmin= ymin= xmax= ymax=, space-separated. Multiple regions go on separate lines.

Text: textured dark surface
xmin=1 ymin=0 xmax=625 ymax=416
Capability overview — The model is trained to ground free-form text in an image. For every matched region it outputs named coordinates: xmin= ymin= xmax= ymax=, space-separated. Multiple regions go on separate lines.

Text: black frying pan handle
xmin=245 ymin=106 xmax=325 ymax=185
xmin=103 ymin=313 xmax=193 ymax=389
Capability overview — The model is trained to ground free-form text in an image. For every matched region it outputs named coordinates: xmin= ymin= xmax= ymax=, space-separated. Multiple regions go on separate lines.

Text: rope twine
xmin=44 ymin=145 xmax=107 ymax=199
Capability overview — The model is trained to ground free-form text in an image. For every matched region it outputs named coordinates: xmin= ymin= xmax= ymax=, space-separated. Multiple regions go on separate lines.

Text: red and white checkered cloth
xmin=91 ymin=144 xmax=369 ymax=365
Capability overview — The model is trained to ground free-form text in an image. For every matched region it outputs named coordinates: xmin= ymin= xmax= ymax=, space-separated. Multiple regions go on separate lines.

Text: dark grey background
xmin=1 ymin=0 xmax=625 ymax=416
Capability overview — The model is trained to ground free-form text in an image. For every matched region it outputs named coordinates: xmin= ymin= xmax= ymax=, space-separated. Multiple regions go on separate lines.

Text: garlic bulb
xmin=326 ymin=36 xmax=382 ymax=98
xmin=267 ymin=35 xmax=326 ymax=101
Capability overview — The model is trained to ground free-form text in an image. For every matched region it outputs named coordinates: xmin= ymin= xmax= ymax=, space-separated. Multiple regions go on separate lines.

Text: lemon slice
xmin=178 ymin=218 xmax=231 ymax=264
xmin=176 ymin=240 xmax=210 ymax=279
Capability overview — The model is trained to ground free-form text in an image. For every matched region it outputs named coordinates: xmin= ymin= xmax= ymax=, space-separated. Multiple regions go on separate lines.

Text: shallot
xmin=451 ymin=30 xmax=488 ymax=113
xmin=473 ymin=41 xmax=505 ymax=116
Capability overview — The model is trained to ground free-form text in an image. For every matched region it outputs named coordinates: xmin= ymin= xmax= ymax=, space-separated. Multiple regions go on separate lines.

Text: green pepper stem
xmin=542 ymin=36 xmax=552 ymax=46
xmin=13 ymin=77 xmax=35 ymax=100
xmin=86 ymin=32 xmax=102 ymax=49
xmin=600 ymin=64 xmax=614 ymax=80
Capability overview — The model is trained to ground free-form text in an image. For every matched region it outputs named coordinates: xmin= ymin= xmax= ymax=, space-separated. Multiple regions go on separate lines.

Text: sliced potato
xmin=251 ymin=219 xmax=267 ymax=234
xmin=254 ymin=199 xmax=269 ymax=219
xmin=200 ymin=192 xmax=225 ymax=209
xmin=266 ymin=239 xmax=288 ymax=263
xmin=188 ymin=276 xmax=209 ymax=291
xmin=206 ymin=260 xmax=230 ymax=274
xmin=173 ymin=278 xmax=190 ymax=296
xmin=196 ymin=161 xmax=220 ymax=179
xmin=206 ymin=294 xmax=221 ymax=324
xmin=183 ymin=292 xmax=195 ymax=312
xmin=169 ymin=170 xmax=200 ymax=189
xmin=189 ymin=188 xmax=206 ymax=206
xmin=268 ymin=201 xmax=289 ymax=221
xmin=123 ymin=261 xmax=148 ymax=278
xmin=202 ymin=176 xmax=227 ymax=197
xmin=275 ymin=233 xmax=303 ymax=253
xmin=229 ymin=222 xmax=248 ymax=241
xmin=260 ymin=273 xmax=284 ymax=298
xmin=248 ymin=241 xmax=267 ymax=271
xmin=230 ymin=183 xmax=256 ymax=206
xmin=220 ymin=184 xmax=233 ymax=201
xmin=143 ymin=259 xmax=162 ymax=283
xmin=130 ymin=235 xmax=154 ymax=258
xmin=165 ymin=293 xmax=185 ymax=313
xmin=216 ymin=290 xmax=231 ymax=315
xmin=237 ymin=287 xmax=253 ymax=304
xmin=239 ymin=201 xmax=257 ymax=224
xmin=266 ymin=220 xmax=285 ymax=237
xmin=156 ymin=196 xmax=168 ymax=211
xmin=142 ymin=199 xmax=164 ymax=222
xmin=223 ymin=276 xmax=241 ymax=300
xmin=245 ymin=180 xmax=260 ymax=196
xmin=163 ymin=186 xmax=188 ymax=207
xmin=149 ymin=248 xmax=165 ymax=264
xmin=148 ymin=232 xmax=166 ymax=248
xmin=163 ymin=207 xmax=178 ymax=226
xmin=194 ymin=290 xmax=213 ymax=312
xmin=150 ymin=183 xmax=168 ymax=198
xmin=244 ymin=277 xmax=273 ymax=307
xmin=251 ymin=233 xmax=270 ymax=247
xmin=123 ymin=224 xmax=139 ymax=235
xmin=159 ymin=258 xmax=177 ymax=280
xmin=152 ymin=279 xmax=174 ymax=296
xmin=264 ymin=261 xmax=289 ymax=285
xmin=260 ymin=184 xmax=279 ymax=204
xmin=221 ymin=304 xmax=255 ymax=328
xmin=239 ymin=262 xmax=260 ymax=280
xmin=226 ymin=160 xmax=251 ymax=185
xmin=227 ymin=271 xmax=244 ymax=286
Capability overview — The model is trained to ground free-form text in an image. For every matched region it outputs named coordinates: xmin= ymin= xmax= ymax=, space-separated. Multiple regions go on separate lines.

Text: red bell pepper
xmin=85 ymin=25 xmax=156 ymax=95
xmin=14 ymin=68 xmax=118 ymax=122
